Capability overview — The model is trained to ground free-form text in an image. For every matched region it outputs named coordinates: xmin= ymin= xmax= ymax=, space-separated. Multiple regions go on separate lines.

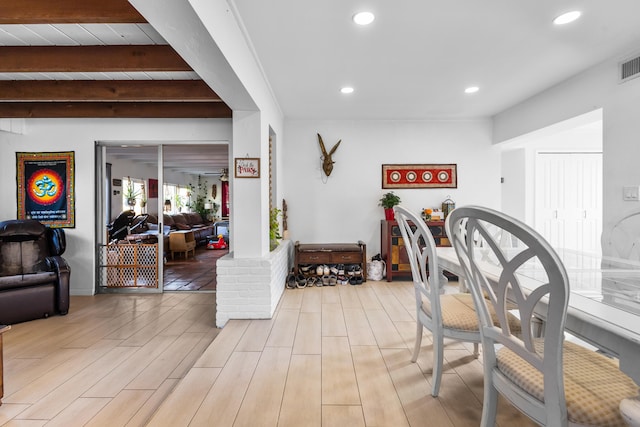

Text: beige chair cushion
xmin=497 ymin=340 xmax=638 ymax=426
xmin=423 ymin=293 xmax=521 ymax=333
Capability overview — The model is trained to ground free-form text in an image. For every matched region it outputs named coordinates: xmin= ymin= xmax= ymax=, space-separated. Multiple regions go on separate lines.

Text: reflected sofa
xmin=0 ymin=219 xmax=70 ymax=324
xmin=119 ymin=213 xmax=217 ymax=255
xmin=162 ymin=213 xmax=215 ymax=245
xmin=128 ymin=213 xmax=215 ymax=249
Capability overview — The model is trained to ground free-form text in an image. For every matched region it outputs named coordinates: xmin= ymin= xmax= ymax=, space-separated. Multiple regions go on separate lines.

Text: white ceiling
xmin=107 ymin=144 xmax=229 ymax=177
xmin=231 ymin=0 xmax=640 ymax=120
xmin=0 ymin=22 xmax=218 ymax=174
xmin=5 ymin=2 xmax=640 ymax=120
xmin=0 ymin=23 xmax=200 ymax=81
xmin=6 ymin=2 xmax=640 ymax=173
xmin=0 ymin=23 xmax=165 ymax=46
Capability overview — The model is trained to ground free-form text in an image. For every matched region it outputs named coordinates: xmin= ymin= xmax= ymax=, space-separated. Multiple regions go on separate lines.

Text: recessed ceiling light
xmin=553 ymin=11 xmax=581 ymax=25
xmin=341 ymin=87 xmax=354 ymax=94
xmin=353 ymin=12 xmax=375 ymax=26
xmin=464 ymin=86 xmax=479 ymax=94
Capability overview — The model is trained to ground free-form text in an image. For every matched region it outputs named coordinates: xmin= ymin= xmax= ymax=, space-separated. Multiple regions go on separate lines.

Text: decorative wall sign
xmin=17 ymin=151 xmax=75 ymax=228
xmin=234 ymin=157 xmax=260 ymax=178
xmin=382 ymin=164 xmax=457 ymax=189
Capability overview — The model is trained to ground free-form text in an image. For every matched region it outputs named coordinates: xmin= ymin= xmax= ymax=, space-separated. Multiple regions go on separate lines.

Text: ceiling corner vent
xmin=620 ymin=55 xmax=640 ymax=83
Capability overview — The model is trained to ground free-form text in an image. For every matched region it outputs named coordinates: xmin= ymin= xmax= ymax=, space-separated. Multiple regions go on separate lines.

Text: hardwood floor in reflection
xmin=163 ymin=246 xmax=228 ymax=291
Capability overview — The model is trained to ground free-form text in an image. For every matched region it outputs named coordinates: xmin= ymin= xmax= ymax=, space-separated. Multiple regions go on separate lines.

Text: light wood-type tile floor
xmin=0 ymin=281 xmax=538 ymax=426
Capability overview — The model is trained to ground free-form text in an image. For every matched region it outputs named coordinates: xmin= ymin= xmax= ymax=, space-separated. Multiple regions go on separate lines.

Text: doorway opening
xmin=500 ymin=109 xmax=603 ymax=254
xmin=96 ymin=142 xmax=229 ymax=293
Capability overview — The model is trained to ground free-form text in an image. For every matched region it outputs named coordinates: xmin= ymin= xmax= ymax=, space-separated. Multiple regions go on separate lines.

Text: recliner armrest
xmin=46 ymin=255 xmax=70 ymax=315
xmin=47 ymin=227 xmax=67 ymax=255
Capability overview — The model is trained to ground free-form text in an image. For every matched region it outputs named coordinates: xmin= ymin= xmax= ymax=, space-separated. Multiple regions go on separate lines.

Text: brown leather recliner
xmin=0 ymin=219 xmax=70 ymax=324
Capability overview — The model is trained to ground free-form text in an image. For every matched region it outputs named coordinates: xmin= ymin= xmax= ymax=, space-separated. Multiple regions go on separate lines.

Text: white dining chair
xmin=602 ymin=207 xmax=640 ymax=260
xmin=601 ymin=208 xmax=640 ymax=426
xmin=394 ymin=205 xmax=520 ymax=397
xmin=447 ymin=205 xmax=638 ymax=427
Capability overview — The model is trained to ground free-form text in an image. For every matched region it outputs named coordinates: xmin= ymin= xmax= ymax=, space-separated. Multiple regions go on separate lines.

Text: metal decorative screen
xmin=99 ymin=243 xmax=158 ymax=288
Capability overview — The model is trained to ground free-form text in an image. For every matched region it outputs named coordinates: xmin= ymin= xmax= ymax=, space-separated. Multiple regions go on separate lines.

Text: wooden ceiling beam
xmin=0 ymin=0 xmax=145 ymax=24
xmin=0 ymin=102 xmax=232 ymax=118
xmin=0 ymin=46 xmax=192 ymax=72
xmin=0 ymin=80 xmax=221 ymax=101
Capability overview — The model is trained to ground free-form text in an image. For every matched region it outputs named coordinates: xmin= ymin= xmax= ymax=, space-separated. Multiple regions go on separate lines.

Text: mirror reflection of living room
xmin=104 ymin=144 xmax=229 ymax=292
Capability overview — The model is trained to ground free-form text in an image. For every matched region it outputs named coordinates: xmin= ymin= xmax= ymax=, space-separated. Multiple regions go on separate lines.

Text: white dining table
xmin=437 ymin=246 xmax=640 ymax=424
xmin=437 ymin=247 xmax=640 ymax=384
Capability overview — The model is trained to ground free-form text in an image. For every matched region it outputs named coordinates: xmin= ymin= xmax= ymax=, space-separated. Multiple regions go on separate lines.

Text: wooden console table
xmin=381 ymin=219 xmax=450 ymax=282
xmin=0 ymin=324 xmax=10 ymax=406
xmin=294 ymin=241 xmax=367 ymax=281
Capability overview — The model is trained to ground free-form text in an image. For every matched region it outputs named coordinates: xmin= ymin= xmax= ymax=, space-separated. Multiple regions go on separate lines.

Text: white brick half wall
xmin=215 ymin=239 xmax=294 ymax=327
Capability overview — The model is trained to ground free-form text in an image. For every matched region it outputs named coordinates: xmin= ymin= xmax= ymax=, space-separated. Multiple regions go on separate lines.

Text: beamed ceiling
xmin=0 ymin=0 xmax=232 ymax=118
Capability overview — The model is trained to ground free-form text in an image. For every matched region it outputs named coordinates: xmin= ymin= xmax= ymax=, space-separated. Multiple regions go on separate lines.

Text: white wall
xmin=131 ymin=0 xmax=286 ymax=258
xmin=107 ymin=155 xmax=159 ymax=220
xmin=283 ymin=119 xmax=500 ymax=256
xmin=499 ymin=112 xmax=603 ymax=225
xmin=105 ymin=153 xmax=221 ymax=221
xmin=0 ymin=118 xmax=231 ymax=296
xmin=501 ymin=149 xmax=527 ymax=221
xmin=131 ymin=0 xmax=289 ymax=325
xmin=494 ymin=51 xmax=640 ymax=229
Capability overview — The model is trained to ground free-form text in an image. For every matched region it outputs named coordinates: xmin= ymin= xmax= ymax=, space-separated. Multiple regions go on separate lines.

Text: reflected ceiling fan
xmin=205 ymin=168 xmax=229 ymax=181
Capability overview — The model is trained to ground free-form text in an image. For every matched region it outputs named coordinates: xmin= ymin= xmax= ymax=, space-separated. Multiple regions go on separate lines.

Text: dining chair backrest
xmin=446 ymin=205 xmax=570 ymax=426
xmin=602 ymin=207 xmax=640 ymax=260
xmin=394 ymin=205 xmax=483 ymax=397
xmin=393 ymin=205 xmax=440 ymax=319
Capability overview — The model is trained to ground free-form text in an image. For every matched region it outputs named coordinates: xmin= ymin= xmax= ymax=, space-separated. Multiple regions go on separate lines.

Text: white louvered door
xmin=535 ymin=152 xmax=602 ymax=254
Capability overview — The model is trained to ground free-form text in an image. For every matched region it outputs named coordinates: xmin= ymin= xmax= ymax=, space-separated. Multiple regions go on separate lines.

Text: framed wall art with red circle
xmin=382 ymin=164 xmax=457 ymax=189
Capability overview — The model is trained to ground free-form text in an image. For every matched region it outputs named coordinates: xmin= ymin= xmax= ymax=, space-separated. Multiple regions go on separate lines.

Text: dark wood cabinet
xmin=380 ymin=219 xmax=450 ymax=282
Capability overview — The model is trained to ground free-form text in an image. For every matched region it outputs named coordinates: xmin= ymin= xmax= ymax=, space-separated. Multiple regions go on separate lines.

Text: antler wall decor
xmin=317 ymin=133 xmax=341 ymax=177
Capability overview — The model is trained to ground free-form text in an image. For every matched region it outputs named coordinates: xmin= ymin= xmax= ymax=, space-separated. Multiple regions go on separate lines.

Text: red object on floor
xmin=207 ymin=235 xmax=227 ymax=250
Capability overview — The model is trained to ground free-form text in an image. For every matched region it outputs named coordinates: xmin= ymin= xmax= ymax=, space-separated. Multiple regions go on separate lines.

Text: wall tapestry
xmin=148 ymin=178 xmax=158 ymax=199
xmin=16 ymin=151 xmax=75 ymax=228
xmin=382 ymin=164 xmax=457 ymax=189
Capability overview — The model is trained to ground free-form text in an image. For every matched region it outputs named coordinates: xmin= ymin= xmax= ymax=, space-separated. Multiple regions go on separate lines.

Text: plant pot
xmin=384 ymin=207 xmax=395 ymax=220
xmin=127 ymin=198 xmax=136 ymax=207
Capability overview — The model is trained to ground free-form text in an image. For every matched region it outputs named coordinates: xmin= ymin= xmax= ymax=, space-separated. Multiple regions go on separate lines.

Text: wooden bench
xmin=294 ymin=241 xmax=367 ymax=281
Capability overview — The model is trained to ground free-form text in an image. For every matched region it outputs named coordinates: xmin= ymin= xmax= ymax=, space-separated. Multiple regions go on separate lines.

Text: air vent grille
xmin=620 ymin=55 xmax=640 ymax=82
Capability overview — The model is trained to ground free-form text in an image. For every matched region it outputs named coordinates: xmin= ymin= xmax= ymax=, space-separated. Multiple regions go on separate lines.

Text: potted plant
xmin=139 ymin=184 xmax=147 ymax=209
xmin=378 ymin=191 xmax=401 ymax=220
xmin=188 ymin=175 xmax=210 ymax=217
xmin=269 ymin=207 xmax=282 ymax=251
xmin=124 ymin=177 xmax=140 ymax=207
xmin=174 ymin=194 xmax=184 ymax=212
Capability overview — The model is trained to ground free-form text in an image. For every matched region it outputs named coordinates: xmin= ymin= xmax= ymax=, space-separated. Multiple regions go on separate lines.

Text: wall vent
xmin=620 ymin=55 xmax=640 ymax=82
